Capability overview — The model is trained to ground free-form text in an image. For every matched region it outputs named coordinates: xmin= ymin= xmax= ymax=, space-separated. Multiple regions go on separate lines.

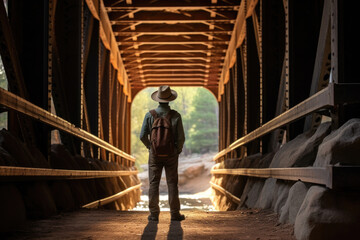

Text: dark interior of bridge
xmin=1 ymin=0 xmax=360 ymax=239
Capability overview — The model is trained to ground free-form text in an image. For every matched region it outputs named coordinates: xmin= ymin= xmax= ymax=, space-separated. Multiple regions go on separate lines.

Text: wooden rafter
xmin=104 ymin=0 xmax=241 ymax=93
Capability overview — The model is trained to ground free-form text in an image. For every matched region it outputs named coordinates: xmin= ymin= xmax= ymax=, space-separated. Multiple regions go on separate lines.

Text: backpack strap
xmin=149 ymin=109 xmax=158 ymax=119
xmin=165 ymin=110 xmax=175 ymax=121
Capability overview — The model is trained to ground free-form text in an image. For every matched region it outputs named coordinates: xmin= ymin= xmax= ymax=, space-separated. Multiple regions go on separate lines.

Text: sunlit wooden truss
xmin=104 ymin=0 xmax=241 ymax=97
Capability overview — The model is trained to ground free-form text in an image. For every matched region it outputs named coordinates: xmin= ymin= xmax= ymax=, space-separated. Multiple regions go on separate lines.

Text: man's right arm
xmin=140 ymin=112 xmax=151 ymax=149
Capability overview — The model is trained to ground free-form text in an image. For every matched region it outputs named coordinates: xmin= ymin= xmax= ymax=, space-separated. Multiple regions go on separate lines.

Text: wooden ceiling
xmin=103 ymin=0 xmax=241 ymax=97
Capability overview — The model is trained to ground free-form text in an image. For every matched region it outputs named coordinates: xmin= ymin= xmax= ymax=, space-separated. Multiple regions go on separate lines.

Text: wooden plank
xmin=213 ymin=83 xmax=336 ymax=161
xmin=114 ymin=30 xmax=232 ymax=36
xmin=0 ymin=166 xmax=138 ymax=180
xmin=117 ymin=35 xmax=231 ymax=43
xmin=304 ymin=0 xmax=331 ymax=132
xmin=211 ymin=167 xmax=331 ymax=187
xmin=106 ymin=3 xmax=240 ymax=10
xmin=119 ymin=44 xmax=228 ymax=51
xmin=108 ymin=10 xmax=238 ymax=21
xmin=121 ymin=49 xmax=227 ymax=54
xmin=0 ymin=88 xmax=136 ymax=162
xmin=0 ymin=1 xmax=37 ymax=147
xmin=210 ymin=181 xmax=241 ymax=204
xmin=82 ymin=183 xmax=142 ymax=208
xmin=112 ymin=19 xmax=236 ymax=25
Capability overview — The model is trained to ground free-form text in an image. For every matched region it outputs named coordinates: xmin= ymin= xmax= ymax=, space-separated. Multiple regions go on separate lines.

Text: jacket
xmin=140 ymin=103 xmax=185 ymax=155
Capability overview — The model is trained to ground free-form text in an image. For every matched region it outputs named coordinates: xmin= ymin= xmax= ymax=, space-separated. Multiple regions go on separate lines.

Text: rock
xmin=294 ymin=186 xmax=360 ymax=240
xmin=270 ymin=122 xmax=331 ymax=168
xmin=279 ymin=181 xmax=309 ymax=224
xmin=178 ymin=174 xmax=187 ymax=186
xmin=73 ymin=156 xmax=97 ymax=202
xmin=21 ymin=182 xmax=57 ymax=219
xmin=183 ymin=164 xmax=205 ymax=179
xmin=49 ymin=181 xmax=76 ymax=212
xmin=273 ymin=182 xmax=290 ymax=214
xmin=314 ymin=118 xmax=360 ymax=167
xmin=0 ymin=129 xmax=33 ymax=167
xmin=50 ymin=144 xmax=80 ymax=170
xmin=0 ymin=146 xmax=18 ymax=166
xmin=0 ymin=184 xmax=26 ymax=232
xmin=74 ymin=155 xmax=91 ymax=170
xmin=253 ymin=177 xmax=290 ymax=213
xmin=255 ymin=178 xmax=277 ymax=209
xmin=241 ymin=178 xmax=265 ymax=209
xmin=28 ymin=147 xmax=50 ymax=168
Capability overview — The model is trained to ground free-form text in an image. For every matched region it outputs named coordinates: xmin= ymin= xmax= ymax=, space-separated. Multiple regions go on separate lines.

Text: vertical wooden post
xmin=246 ymin=13 xmax=260 ymax=155
xmin=288 ymin=0 xmax=324 ymax=139
xmin=52 ymin=0 xmax=83 ymax=155
xmin=7 ymin=0 xmax=50 ymax=156
xmin=262 ymin=0 xmax=285 ymax=152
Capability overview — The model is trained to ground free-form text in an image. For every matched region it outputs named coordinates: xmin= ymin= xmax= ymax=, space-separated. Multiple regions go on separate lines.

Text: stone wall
xmin=211 ymin=119 xmax=360 ymax=239
xmin=0 ymin=129 xmax=141 ymax=232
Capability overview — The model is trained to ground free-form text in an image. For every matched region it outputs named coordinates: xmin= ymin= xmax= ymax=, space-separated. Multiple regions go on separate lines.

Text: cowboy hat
xmin=151 ymin=85 xmax=177 ymax=102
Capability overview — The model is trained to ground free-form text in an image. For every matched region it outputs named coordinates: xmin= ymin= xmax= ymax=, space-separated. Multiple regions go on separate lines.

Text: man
xmin=140 ymin=85 xmax=185 ymax=222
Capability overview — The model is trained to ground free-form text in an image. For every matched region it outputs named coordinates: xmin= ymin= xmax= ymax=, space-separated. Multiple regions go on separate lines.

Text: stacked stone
xmin=211 ymin=118 xmax=360 ymax=239
xmin=0 ymin=129 xmax=141 ymax=232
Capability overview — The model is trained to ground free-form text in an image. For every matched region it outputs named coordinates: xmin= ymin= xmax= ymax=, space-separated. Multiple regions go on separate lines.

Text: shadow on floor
xmin=141 ymin=220 xmax=183 ymax=240
xmin=167 ymin=221 xmax=183 ymax=240
xmin=141 ymin=221 xmax=158 ymax=240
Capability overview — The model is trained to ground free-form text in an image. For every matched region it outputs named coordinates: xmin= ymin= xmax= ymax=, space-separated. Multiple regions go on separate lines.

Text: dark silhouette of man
xmin=140 ymin=85 xmax=185 ymax=222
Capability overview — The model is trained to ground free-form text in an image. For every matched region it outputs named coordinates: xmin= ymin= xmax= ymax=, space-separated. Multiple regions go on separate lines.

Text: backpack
xmin=149 ymin=109 xmax=175 ymax=157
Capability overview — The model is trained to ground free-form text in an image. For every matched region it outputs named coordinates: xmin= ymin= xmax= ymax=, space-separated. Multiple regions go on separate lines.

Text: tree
xmin=169 ymin=87 xmax=197 ymax=155
xmin=130 ymin=86 xmax=219 ymax=170
xmin=188 ymin=88 xmax=218 ymax=153
xmin=131 ymin=87 xmax=157 ymax=170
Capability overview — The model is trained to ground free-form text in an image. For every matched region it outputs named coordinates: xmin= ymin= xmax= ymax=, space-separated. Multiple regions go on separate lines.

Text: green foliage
xmin=131 ymin=88 xmax=157 ymax=169
xmin=131 ymin=87 xmax=218 ymax=170
xmin=187 ymin=88 xmax=218 ymax=153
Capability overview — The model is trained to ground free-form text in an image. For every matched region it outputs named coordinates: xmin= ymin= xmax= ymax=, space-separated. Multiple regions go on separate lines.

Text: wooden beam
xmin=82 ymin=183 xmax=142 ymax=208
xmin=126 ymin=61 xmax=221 ymax=67
xmin=124 ymin=59 xmax=223 ymax=65
xmin=211 ymin=167 xmax=330 ymax=187
xmin=210 ymin=181 xmax=241 ymax=204
xmin=106 ymin=3 xmax=240 ymax=10
xmin=119 ymin=43 xmax=228 ymax=50
xmin=116 ymin=34 xmax=231 ymax=43
xmin=121 ymin=52 xmax=225 ymax=59
xmin=112 ymin=22 xmax=235 ymax=31
xmin=119 ymin=40 xmax=229 ymax=46
xmin=215 ymin=83 xmax=334 ymax=161
xmin=211 ymin=166 xmax=360 ymax=190
xmin=214 ymin=83 xmax=360 ymax=161
xmin=111 ymin=19 xmax=236 ymax=25
xmin=0 ymin=166 xmax=138 ymax=180
xmin=304 ymin=0 xmax=331 ymax=131
xmin=114 ymin=30 xmax=233 ymax=36
xmin=108 ymin=10 xmax=238 ymax=21
xmin=127 ymin=68 xmax=218 ymax=73
xmin=121 ymin=49 xmax=226 ymax=54
xmin=0 ymin=88 xmax=136 ymax=162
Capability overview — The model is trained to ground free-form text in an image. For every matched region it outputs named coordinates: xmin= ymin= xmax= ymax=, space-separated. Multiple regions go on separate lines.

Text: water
xmin=132 ymin=191 xmax=216 ymax=212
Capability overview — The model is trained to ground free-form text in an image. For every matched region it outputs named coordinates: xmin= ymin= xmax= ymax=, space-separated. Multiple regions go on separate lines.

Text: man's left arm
xmin=176 ymin=114 xmax=185 ymax=154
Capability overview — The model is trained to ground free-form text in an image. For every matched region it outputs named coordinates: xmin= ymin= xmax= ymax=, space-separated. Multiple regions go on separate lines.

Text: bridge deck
xmin=3 ymin=209 xmax=294 ymax=239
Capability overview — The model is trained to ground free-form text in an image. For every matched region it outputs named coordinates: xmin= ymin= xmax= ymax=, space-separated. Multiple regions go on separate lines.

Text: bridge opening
xmin=0 ymin=57 xmax=8 ymax=129
xmin=130 ymin=87 xmax=218 ymax=211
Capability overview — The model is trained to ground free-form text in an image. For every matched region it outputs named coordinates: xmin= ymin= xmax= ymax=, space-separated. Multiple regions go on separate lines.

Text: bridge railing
xmin=211 ymin=83 xmax=360 ymax=202
xmin=0 ymin=87 xmax=140 ymax=208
